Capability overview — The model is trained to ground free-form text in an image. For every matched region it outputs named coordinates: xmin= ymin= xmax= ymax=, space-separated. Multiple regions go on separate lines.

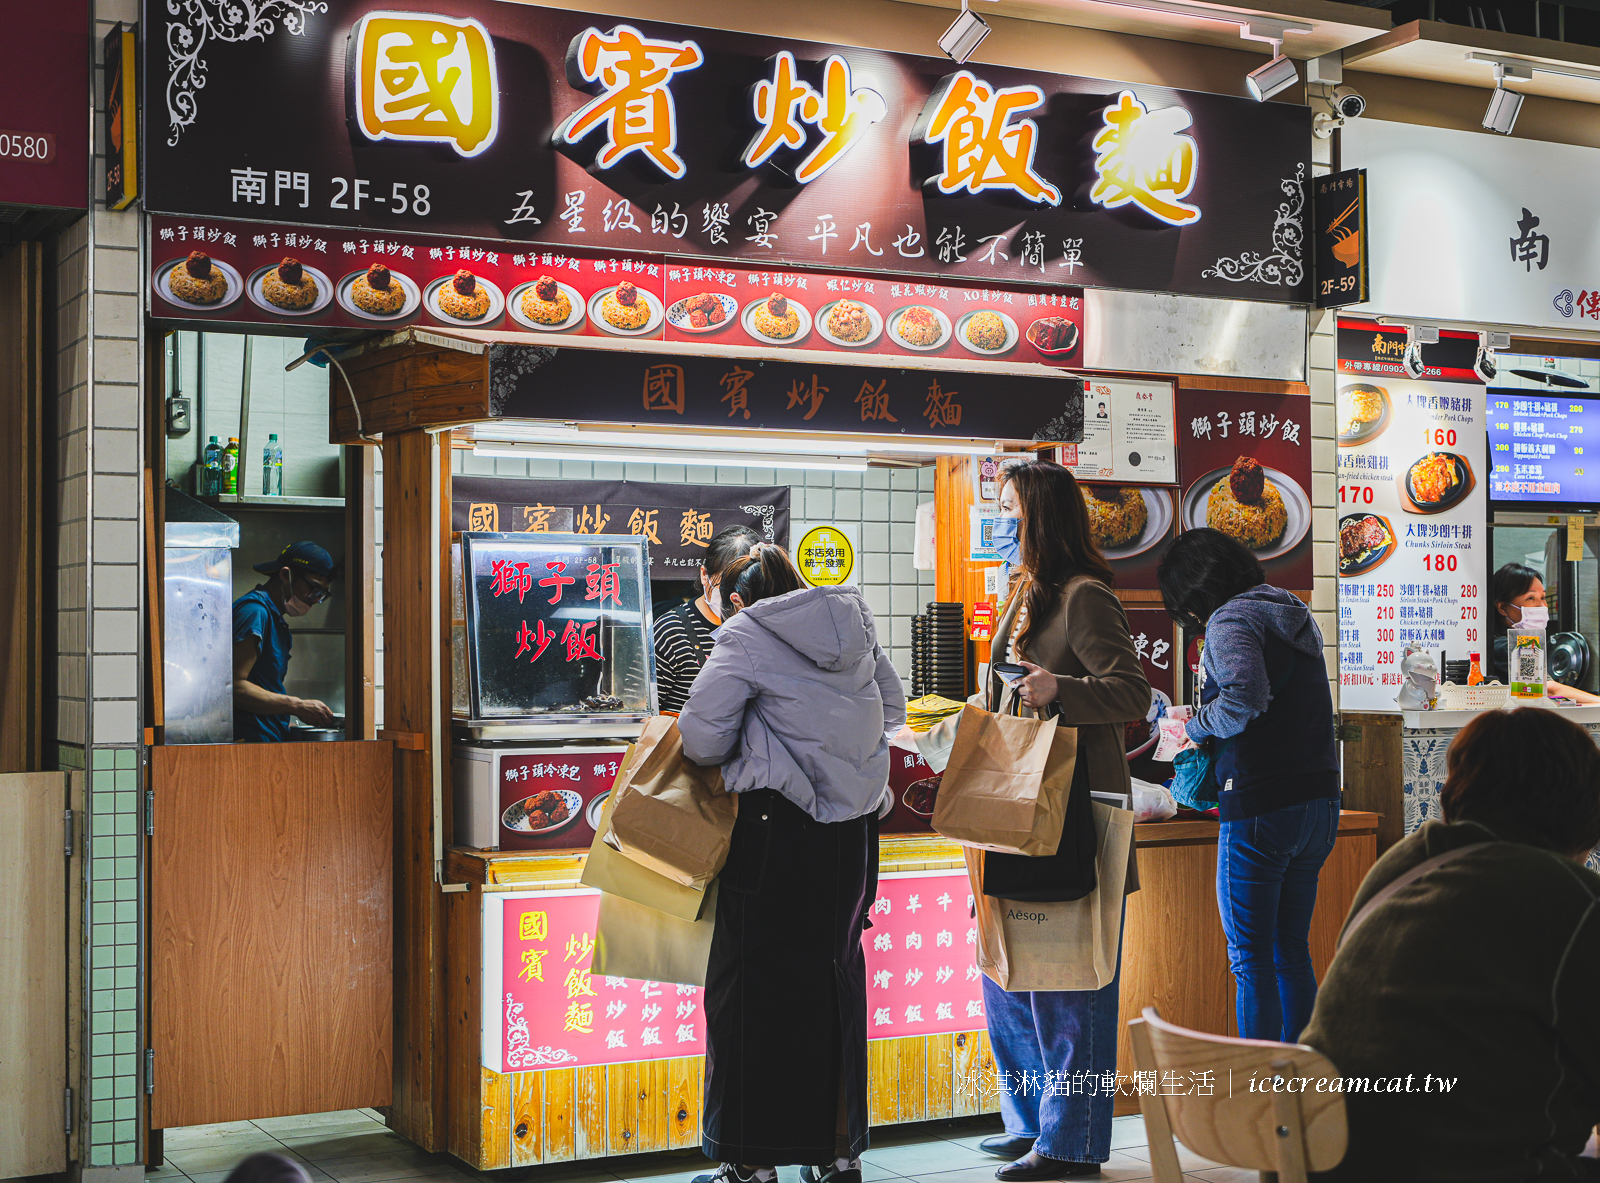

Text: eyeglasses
xmin=295 ymin=575 xmax=333 ymax=605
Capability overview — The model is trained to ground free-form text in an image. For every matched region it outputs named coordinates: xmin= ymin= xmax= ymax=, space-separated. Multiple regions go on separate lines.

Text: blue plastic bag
xmin=1170 ymin=746 xmax=1219 ymax=810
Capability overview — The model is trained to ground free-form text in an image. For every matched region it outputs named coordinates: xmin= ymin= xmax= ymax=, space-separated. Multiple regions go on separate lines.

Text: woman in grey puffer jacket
xmin=679 ymin=546 xmax=906 ymax=1183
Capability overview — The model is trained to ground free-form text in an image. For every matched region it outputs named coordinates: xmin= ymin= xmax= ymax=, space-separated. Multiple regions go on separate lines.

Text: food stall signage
xmin=352 ymin=13 xmax=500 ymax=157
xmin=1313 ymin=168 xmax=1367 ymax=309
xmin=104 ymin=24 xmax=139 ymax=211
xmin=453 ymin=478 xmax=790 ymax=580
xmin=141 ymin=0 xmax=1313 ymax=302
xmin=483 ymin=871 xmax=984 ymax=1070
xmin=3 ymin=4 xmax=90 ymax=210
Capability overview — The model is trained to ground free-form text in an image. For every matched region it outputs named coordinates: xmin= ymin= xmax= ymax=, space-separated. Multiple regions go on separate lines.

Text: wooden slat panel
xmin=926 ymin=1034 xmax=955 ymax=1119
xmin=896 ymin=1038 xmax=929 ymax=1124
xmin=332 ymin=345 xmax=490 ymax=442
xmin=667 ymin=1056 xmax=702 ymax=1149
xmin=607 ymin=1061 xmax=641 ymax=1154
xmin=543 ymin=1068 xmax=577 ymax=1163
xmin=865 ymin=1039 xmax=892 ymax=1126
xmin=150 ymin=743 xmax=393 ymax=1127
xmin=1340 ymin=712 xmax=1405 ymax=854
xmin=479 ymin=1069 xmax=512 ymax=1171
xmin=952 ymin=1030 xmax=982 ymax=1117
xmin=0 ymin=243 xmax=44 ymax=772
xmin=0 ymin=772 xmax=66 ymax=1174
xmin=574 ymin=1065 xmax=607 ymax=1158
xmin=1309 ymin=833 xmax=1376 ymax=981
xmin=511 ymin=1072 xmax=543 ymax=1166
xmin=634 ymin=1059 xmax=670 ymax=1153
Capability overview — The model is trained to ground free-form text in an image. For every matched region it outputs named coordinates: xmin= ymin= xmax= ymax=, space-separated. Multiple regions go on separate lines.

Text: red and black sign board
xmin=1 ymin=4 xmax=90 ymax=210
xmin=1337 ymin=321 xmax=1482 ymax=384
xmin=494 ymin=748 xmax=628 ymax=852
xmin=1124 ymin=607 xmax=1178 ymax=784
xmin=1174 ymin=390 xmax=1314 ymax=591
xmin=452 ymin=476 xmax=789 ymax=581
xmin=104 ymin=24 xmax=138 ymax=212
xmin=1313 ymin=168 xmax=1366 ymax=310
xmin=140 ymin=0 xmax=1312 ymax=302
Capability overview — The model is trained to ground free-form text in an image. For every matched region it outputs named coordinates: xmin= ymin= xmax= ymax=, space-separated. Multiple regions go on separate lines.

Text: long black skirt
xmin=702 ymin=789 xmax=878 ymax=1166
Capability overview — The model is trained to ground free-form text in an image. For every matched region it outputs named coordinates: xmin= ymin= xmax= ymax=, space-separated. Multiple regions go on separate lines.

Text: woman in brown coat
xmin=979 ymin=460 xmax=1150 ymax=1180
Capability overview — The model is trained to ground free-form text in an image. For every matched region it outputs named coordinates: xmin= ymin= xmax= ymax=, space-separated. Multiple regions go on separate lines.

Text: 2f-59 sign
xmin=1314 ymin=168 xmax=1368 ymax=309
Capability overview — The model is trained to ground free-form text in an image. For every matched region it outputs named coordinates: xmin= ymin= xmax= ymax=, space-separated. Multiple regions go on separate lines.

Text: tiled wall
xmin=1307 ymin=132 xmax=1340 ymax=704
xmin=52 ymin=0 xmax=149 ymax=1165
xmin=164 ymin=331 xmax=345 ymax=498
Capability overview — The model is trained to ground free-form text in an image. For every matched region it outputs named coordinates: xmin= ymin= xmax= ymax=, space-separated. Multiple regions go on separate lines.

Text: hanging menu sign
xmin=140 ymin=0 xmax=1313 ymax=303
xmin=1336 ymin=323 xmax=1487 ymax=711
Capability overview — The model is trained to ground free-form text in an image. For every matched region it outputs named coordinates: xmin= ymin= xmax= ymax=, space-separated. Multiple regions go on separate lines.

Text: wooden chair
xmin=1128 ymin=1007 xmax=1347 ymax=1183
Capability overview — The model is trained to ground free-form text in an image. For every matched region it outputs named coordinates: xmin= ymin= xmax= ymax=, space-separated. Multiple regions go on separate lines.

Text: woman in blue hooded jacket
xmin=1157 ymin=528 xmax=1340 ymax=1042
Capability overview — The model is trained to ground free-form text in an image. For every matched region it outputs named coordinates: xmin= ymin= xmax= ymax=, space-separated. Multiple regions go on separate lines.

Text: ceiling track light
xmin=1474 ymin=331 xmax=1511 ymax=384
xmin=940 ymin=0 xmax=993 ymax=64
xmin=1246 ymin=41 xmax=1299 ymax=101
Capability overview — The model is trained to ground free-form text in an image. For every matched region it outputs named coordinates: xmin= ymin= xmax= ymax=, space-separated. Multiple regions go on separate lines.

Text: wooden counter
xmin=442 ymin=810 xmax=1378 ymax=1167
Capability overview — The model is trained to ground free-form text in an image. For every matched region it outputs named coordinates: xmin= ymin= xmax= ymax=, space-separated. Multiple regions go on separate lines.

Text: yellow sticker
xmin=797 ymin=526 xmax=855 ymax=587
xmin=1568 ymin=515 xmax=1585 ymax=562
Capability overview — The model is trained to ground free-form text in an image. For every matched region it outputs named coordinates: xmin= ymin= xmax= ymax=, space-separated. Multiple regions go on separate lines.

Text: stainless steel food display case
xmin=452 ymin=531 xmax=657 ymax=741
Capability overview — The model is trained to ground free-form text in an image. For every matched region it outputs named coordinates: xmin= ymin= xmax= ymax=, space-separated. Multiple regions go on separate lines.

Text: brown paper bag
xmin=594 ymin=881 xmax=718 ymax=987
xmin=603 ymin=714 xmax=736 ymax=891
xmin=968 ymin=801 xmax=1134 ymax=992
xmin=580 ymin=745 xmax=711 ymax=922
xmin=933 ymin=705 xmax=1077 ymax=856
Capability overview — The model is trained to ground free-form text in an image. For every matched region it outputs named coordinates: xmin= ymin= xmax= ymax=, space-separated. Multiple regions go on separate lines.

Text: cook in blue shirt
xmin=232 ymin=540 xmax=338 ymax=742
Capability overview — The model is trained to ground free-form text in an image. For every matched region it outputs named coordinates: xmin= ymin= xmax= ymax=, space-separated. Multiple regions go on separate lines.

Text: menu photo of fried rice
xmin=815 ymin=298 xmax=882 ymax=347
xmin=588 ymin=280 xmax=665 ymax=336
xmin=666 ymin=291 xmax=738 ymax=333
xmin=158 ymin=250 xmax=244 ymax=310
xmin=336 ymin=262 xmax=421 ymax=321
xmin=1081 ymin=484 xmax=1173 ymax=559
xmin=1337 ymin=383 xmax=1390 ymax=444
xmin=246 ymin=256 xmax=333 ymax=317
xmin=1182 ymin=456 xmax=1312 ymax=560
xmin=509 ymin=273 xmax=586 ymax=332
xmin=956 ymin=309 xmax=1018 ymax=355
xmin=741 ymin=292 xmax=812 ymax=344
xmin=425 ymin=269 xmax=504 ymax=325
xmin=890 ymin=304 xmax=950 ymax=350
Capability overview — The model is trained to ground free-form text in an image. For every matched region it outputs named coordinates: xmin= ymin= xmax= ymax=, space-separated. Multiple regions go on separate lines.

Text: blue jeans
xmin=981 ymin=919 xmax=1122 ymax=1164
xmin=1217 ymin=797 xmax=1340 ymax=1042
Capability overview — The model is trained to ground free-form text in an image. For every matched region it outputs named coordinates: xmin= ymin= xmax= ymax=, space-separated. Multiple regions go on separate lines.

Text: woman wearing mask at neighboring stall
xmin=678 ymin=546 xmax=906 ymax=1183
xmin=1487 ymin=562 xmax=1600 ymax=703
xmin=975 ymin=461 xmax=1150 ymax=1181
xmin=1157 ymin=528 xmax=1339 ymax=1044
xmin=652 ymin=525 xmax=761 ymax=714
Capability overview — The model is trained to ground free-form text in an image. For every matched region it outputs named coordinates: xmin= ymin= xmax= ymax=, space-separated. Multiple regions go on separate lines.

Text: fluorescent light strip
xmin=472 ymin=442 xmax=871 ymax=472
xmin=476 ymin=423 xmax=1003 ymax=456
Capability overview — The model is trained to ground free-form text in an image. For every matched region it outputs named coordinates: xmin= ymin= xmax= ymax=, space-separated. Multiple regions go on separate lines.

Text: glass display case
xmin=454 ymin=532 xmax=656 ymax=738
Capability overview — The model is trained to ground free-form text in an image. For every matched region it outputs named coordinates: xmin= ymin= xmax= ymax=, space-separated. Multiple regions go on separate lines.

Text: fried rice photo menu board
xmin=1335 ymin=322 xmax=1487 ymax=712
xmin=1174 ymin=389 xmax=1314 ymax=592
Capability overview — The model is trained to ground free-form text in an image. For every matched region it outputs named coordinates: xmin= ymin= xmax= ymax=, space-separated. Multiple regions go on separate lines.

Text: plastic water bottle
xmin=201 ymin=436 xmax=222 ymax=496
xmin=263 ymin=434 xmax=283 ymax=495
xmin=223 ymin=437 xmax=240 ymax=495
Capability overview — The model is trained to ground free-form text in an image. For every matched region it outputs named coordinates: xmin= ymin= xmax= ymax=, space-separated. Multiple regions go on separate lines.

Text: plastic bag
xmin=1129 ymin=777 xmax=1177 ymax=823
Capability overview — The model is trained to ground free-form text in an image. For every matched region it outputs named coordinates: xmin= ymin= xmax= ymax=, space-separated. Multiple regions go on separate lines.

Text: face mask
xmin=991 ymin=516 xmax=1023 ymax=566
xmin=705 ymin=584 xmax=723 ymax=621
xmin=1517 ymin=605 xmax=1549 ymax=630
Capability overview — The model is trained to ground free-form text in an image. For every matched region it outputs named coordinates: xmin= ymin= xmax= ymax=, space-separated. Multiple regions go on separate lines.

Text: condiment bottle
xmin=1467 ymin=653 xmax=1483 ymax=686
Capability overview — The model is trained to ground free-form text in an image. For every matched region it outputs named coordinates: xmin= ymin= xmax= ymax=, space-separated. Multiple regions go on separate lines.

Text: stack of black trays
xmin=912 ymin=602 xmax=967 ymax=700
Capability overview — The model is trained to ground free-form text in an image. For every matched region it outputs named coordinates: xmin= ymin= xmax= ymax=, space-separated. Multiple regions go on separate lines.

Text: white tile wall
xmin=1308 ymin=130 xmax=1340 ymax=703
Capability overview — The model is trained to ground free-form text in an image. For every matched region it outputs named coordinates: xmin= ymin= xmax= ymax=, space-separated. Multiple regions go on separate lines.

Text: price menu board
xmin=1486 ymin=394 xmax=1600 ymax=510
xmin=1336 ymin=325 xmax=1487 ymax=711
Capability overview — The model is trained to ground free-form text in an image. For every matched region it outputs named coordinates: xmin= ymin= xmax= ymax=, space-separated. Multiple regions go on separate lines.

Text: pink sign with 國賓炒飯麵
xmin=483 ymin=872 xmax=986 ymax=1071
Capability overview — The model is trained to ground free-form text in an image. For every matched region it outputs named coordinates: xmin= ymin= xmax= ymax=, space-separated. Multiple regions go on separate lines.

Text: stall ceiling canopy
xmin=1342 ymin=119 xmax=1600 ymax=335
xmin=142 ymin=0 xmax=1313 ymax=303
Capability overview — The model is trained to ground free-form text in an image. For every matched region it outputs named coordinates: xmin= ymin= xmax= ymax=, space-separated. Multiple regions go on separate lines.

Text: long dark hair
xmin=1000 ymin=461 xmax=1114 ymax=655
xmin=719 ymin=545 xmax=804 ymax=611
xmin=704 ymin=525 xmax=761 ymax=577
xmin=1156 ymin=528 xmax=1266 ymax=632
xmin=1491 ymin=562 xmax=1542 ymax=630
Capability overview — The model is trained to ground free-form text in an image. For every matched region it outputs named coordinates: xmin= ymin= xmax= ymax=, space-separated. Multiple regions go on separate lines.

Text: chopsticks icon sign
xmin=1326 ymin=196 xmax=1359 ymax=237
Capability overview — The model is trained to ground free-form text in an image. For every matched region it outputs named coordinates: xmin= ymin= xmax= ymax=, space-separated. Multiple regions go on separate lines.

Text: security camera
xmin=1332 ymin=86 xmax=1367 ymax=120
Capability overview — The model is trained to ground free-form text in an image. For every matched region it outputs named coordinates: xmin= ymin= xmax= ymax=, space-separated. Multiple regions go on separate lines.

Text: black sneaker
xmin=801 ymin=1163 xmax=863 ymax=1183
xmin=692 ymin=1167 xmax=773 ymax=1183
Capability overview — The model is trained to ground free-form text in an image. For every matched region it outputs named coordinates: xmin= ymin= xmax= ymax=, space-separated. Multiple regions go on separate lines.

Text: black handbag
xmin=979 ymin=698 xmax=1098 ymax=903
